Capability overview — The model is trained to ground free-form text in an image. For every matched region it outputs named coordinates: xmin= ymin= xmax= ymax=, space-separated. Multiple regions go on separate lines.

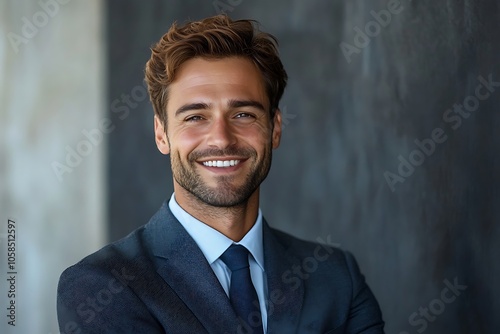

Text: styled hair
xmin=144 ymin=14 xmax=287 ymax=128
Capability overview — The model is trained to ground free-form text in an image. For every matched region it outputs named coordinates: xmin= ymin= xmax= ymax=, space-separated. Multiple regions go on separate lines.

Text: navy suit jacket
xmin=57 ymin=202 xmax=384 ymax=333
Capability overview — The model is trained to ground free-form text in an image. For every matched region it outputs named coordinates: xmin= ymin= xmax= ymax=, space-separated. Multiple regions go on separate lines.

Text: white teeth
xmin=202 ymin=160 xmax=240 ymax=168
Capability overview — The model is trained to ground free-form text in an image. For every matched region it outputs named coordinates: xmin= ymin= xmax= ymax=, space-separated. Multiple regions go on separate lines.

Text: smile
xmin=202 ymin=160 xmax=241 ymax=168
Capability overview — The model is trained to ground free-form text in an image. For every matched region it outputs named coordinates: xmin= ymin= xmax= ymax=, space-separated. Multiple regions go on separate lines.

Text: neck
xmin=173 ymin=184 xmax=260 ymax=242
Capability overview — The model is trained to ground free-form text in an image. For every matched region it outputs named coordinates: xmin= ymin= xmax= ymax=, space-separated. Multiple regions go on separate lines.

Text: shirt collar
xmin=168 ymin=193 xmax=265 ymax=271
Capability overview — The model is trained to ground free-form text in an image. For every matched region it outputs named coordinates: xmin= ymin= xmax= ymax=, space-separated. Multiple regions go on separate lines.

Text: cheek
xmin=169 ymin=127 xmax=205 ymax=157
xmin=248 ymin=122 xmax=273 ymax=141
xmin=241 ymin=129 xmax=273 ymax=155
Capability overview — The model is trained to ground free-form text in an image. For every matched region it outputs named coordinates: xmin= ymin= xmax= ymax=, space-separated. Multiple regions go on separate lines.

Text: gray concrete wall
xmin=2 ymin=0 xmax=498 ymax=333
xmin=0 ymin=1 xmax=106 ymax=333
xmin=107 ymin=1 xmax=500 ymax=333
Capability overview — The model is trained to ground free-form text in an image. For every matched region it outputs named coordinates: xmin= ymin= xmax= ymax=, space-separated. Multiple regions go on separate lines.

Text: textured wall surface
xmin=106 ymin=0 xmax=500 ymax=333
xmin=0 ymin=1 xmax=106 ymax=333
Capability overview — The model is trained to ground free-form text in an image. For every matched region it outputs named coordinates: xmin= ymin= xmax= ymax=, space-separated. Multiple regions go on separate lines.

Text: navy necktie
xmin=220 ymin=244 xmax=264 ymax=333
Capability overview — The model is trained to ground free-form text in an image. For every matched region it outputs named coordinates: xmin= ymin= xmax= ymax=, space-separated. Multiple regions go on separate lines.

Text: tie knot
xmin=220 ymin=244 xmax=250 ymax=272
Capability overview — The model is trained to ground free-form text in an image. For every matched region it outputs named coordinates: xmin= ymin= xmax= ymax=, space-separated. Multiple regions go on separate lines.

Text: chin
xmin=192 ymin=186 xmax=255 ymax=208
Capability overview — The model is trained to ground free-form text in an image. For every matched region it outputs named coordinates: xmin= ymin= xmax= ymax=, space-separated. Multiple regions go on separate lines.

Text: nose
xmin=206 ymin=117 xmax=237 ymax=149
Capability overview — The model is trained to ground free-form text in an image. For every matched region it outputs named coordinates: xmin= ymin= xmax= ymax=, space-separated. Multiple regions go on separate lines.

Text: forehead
xmin=167 ymin=57 xmax=268 ymax=109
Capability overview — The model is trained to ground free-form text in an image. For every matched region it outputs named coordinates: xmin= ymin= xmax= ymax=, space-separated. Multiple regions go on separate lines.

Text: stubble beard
xmin=171 ymin=145 xmax=272 ymax=207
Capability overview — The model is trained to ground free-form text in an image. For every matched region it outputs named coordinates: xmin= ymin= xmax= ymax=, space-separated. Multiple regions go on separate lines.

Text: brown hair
xmin=144 ymin=14 xmax=287 ymax=128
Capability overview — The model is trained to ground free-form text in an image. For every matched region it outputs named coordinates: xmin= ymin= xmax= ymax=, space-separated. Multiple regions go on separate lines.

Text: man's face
xmin=154 ymin=57 xmax=282 ymax=207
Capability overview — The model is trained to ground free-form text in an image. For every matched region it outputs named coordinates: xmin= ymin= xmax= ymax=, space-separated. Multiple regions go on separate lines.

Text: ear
xmin=272 ymin=108 xmax=282 ymax=149
xmin=154 ymin=115 xmax=170 ymax=155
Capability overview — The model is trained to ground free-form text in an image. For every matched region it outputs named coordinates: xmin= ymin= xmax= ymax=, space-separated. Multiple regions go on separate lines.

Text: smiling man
xmin=57 ymin=15 xmax=384 ymax=333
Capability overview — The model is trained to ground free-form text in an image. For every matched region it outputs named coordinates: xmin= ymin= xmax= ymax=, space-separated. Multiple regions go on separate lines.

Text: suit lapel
xmin=144 ymin=202 xmax=240 ymax=333
xmin=142 ymin=203 xmax=305 ymax=333
xmin=263 ymin=221 xmax=304 ymax=333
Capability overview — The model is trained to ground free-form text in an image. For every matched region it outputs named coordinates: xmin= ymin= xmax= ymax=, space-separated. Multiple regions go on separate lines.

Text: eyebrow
xmin=227 ymin=99 xmax=266 ymax=112
xmin=175 ymin=102 xmax=210 ymax=117
xmin=175 ymin=100 xmax=266 ymax=117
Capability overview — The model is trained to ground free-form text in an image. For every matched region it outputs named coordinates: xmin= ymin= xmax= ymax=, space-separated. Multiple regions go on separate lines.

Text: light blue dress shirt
xmin=168 ymin=193 xmax=268 ymax=332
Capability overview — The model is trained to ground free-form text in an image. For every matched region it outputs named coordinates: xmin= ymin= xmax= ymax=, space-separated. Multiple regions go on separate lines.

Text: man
xmin=57 ymin=14 xmax=384 ymax=333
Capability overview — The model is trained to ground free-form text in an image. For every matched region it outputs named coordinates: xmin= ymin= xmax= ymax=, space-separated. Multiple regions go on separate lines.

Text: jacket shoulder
xmin=267 ymin=226 xmax=370 ymax=291
xmin=269 ymin=227 xmax=347 ymax=261
xmin=79 ymin=224 xmax=149 ymax=267
xmin=58 ymin=224 xmax=152 ymax=305
xmin=268 ymin=227 xmax=384 ymax=332
xmin=56 ymin=225 xmax=163 ymax=333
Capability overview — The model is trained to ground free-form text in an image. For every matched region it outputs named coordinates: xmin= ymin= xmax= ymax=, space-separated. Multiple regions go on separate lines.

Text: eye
xmin=234 ymin=112 xmax=255 ymax=119
xmin=185 ymin=115 xmax=204 ymax=122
